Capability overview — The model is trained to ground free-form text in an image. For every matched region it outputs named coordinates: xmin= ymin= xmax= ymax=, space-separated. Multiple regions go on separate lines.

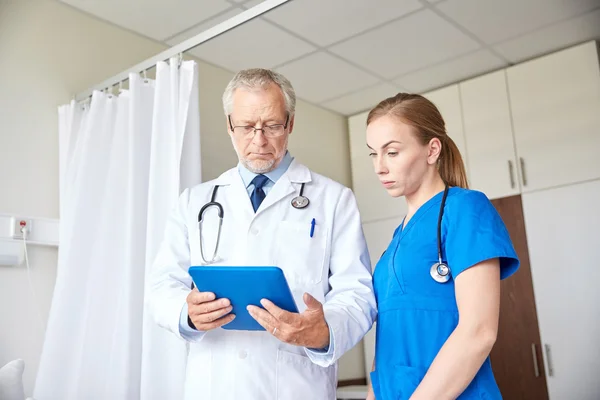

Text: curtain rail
xmin=75 ymin=0 xmax=291 ymax=101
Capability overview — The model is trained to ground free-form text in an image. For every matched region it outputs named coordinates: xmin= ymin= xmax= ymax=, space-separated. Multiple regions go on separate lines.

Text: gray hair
xmin=222 ymin=68 xmax=296 ymax=117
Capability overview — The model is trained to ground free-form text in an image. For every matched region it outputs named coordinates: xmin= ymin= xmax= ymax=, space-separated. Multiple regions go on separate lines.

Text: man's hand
xmin=247 ymin=293 xmax=330 ymax=349
xmin=187 ymin=288 xmax=235 ymax=331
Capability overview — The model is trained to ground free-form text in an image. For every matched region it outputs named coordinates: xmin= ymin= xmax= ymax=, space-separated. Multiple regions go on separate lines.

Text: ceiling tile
xmin=437 ymin=0 xmax=600 ymax=44
xmin=167 ymin=8 xmax=243 ymax=45
xmin=275 ymin=52 xmax=380 ymax=103
xmin=329 ymin=9 xmax=481 ymax=79
xmin=243 ymin=0 xmax=271 ymax=7
xmin=321 ymin=83 xmax=404 ymax=116
xmin=395 ymin=49 xmax=507 ymax=93
xmin=60 ymin=0 xmax=233 ymax=41
xmin=493 ymin=8 xmax=600 ymax=63
xmin=187 ymin=18 xmax=316 ymax=72
xmin=252 ymin=0 xmax=423 ymax=47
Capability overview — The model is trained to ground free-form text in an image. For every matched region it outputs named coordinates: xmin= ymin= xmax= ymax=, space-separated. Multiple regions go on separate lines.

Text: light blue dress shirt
xmin=178 ymin=152 xmax=333 ymax=354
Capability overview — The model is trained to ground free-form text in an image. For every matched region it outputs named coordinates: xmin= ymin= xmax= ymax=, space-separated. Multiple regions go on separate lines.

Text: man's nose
xmin=252 ymin=128 xmax=268 ymax=146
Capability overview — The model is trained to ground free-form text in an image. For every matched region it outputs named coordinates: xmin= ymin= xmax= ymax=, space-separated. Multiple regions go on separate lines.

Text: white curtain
xmin=35 ymin=58 xmax=200 ymax=400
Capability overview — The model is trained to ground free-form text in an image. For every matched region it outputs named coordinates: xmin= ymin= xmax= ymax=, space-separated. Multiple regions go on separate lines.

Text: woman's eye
xmin=368 ymin=152 xmax=376 ymax=157
xmin=387 ymin=151 xmax=398 ymax=157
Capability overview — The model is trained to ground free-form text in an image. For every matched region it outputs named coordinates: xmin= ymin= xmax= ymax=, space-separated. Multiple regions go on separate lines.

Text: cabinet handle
xmin=545 ymin=344 xmax=554 ymax=377
xmin=532 ymin=343 xmax=540 ymax=377
xmin=520 ymin=157 xmax=528 ymax=186
xmin=508 ymin=160 xmax=515 ymax=189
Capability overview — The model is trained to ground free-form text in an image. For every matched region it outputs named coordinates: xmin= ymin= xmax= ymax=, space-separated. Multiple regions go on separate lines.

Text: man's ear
xmin=288 ymin=115 xmax=295 ymax=135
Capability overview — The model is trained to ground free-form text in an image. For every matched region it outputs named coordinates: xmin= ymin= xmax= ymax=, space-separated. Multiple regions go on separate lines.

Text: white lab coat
xmin=147 ymin=160 xmax=377 ymax=400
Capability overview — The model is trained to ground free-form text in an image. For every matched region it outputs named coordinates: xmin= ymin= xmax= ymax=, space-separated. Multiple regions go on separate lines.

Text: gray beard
xmin=231 ymin=134 xmax=288 ymax=174
xmin=242 ymin=158 xmax=276 ymax=174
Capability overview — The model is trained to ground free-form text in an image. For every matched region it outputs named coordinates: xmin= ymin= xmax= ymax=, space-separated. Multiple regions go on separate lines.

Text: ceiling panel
xmin=395 ymin=49 xmax=507 ymax=93
xmin=321 ymin=83 xmax=404 ymax=116
xmin=60 ymin=0 xmax=233 ymax=41
xmin=493 ymin=8 xmax=600 ymax=63
xmin=329 ymin=9 xmax=481 ymax=79
xmin=187 ymin=17 xmax=316 ymax=72
xmin=275 ymin=52 xmax=380 ymax=103
xmin=437 ymin=0 xmax=600 ymax=45
xmin=167 ymin=8 xmax=243 ymax=45
xmin=254 ymin=0 xmax=423 ymax=47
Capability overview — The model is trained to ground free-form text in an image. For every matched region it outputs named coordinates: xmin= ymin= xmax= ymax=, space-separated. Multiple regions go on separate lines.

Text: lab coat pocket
xmin=387 ymin=365 xmax=426 ymax=400
xmin=276 ymin=349 xmax=336 ymax=400
xmin=275 ymin=221 xmax=327 ymax=286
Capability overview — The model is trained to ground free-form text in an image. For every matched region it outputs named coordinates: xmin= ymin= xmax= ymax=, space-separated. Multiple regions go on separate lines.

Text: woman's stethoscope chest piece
xmin=430 ymin=261 xmax=451 ymax=283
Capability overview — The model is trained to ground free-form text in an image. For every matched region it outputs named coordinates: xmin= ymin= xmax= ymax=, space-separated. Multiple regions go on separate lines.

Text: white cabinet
xmin=522 ymin=179 xmax=600 ymax=400
xmin=507 ymin=41 xmax=600 ymax=193
xmin=423 ymin=84 xmax=470 ymax=174
xmin=348 ymin=111 xmax=407 ymax=222
xmin=460 ymin=70 xmax=521 ymax=199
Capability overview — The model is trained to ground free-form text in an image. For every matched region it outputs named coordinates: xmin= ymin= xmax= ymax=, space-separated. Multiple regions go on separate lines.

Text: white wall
xmin=0 ymin=0 xmax=361 ymax=395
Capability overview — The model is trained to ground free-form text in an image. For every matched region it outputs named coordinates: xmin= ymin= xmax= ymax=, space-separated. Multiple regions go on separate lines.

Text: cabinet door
xmin=507 ymin=41 xmax=600 ymax=192
xmin=490 ymin=195 xmax=548 ymax=399
xmin=423 ymin=84 xmax=470 ymax=175
xmin=460 ymin=70 xmax=520 ymax=199
xmin=348 ymin=111 xmax=407 ymax=222
xmin=522 ymin=179 xmax=600 ymax=400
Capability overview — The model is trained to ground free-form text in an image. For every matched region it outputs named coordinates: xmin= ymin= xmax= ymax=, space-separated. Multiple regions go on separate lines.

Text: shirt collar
xmin=238 ymin=151 xmax=294 ymax=188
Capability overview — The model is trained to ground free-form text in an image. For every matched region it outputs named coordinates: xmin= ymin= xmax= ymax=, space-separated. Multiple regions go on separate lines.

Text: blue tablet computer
xmin=188 ymin=266 xmax=299 ymax=331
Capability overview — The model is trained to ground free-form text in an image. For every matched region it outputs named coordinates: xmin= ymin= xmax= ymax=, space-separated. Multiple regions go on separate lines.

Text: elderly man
xmin=147 ymin=68 xmax=376 ymax=400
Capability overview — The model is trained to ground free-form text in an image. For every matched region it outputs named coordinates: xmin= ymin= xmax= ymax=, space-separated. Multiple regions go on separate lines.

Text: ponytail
xmin=440 ymin=136 xmax=469 ymax=189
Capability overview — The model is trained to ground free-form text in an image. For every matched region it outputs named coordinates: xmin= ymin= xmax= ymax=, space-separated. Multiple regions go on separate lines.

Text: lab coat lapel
xmin=255 ymin=160 xmax=311 ymax=216
xmin=214 ymin=168 xmax=255 ymax=221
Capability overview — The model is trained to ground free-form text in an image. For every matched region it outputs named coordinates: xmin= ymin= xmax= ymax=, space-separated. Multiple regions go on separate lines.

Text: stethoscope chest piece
xmin=291 ymin=182 xmax=310 ymax=209
xmin=430 ymin=262 xmax=451 ymax=283
xmin=291 ymin=195 xmax=309 ymax=209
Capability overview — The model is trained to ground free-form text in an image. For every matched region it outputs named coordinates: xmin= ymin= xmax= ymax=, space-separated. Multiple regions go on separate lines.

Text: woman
xmin=365 ymin=93 xmax=519 ymax=400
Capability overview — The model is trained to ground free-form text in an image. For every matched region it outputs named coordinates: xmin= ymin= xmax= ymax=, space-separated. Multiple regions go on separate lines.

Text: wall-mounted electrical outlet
xmin=9 ymin=217 xmax=33 ymax=239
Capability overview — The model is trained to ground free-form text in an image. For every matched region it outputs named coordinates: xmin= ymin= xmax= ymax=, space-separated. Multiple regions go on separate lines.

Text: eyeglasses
xmin=228 ymin=114 xmax=289 ymax=138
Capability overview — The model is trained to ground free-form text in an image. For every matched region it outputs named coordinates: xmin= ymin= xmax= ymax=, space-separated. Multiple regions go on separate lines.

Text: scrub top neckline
xmin=398 ymin=188 xmax=449 ymax=240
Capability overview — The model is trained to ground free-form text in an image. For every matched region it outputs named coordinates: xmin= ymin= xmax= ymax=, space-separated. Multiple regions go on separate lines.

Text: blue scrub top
xmin=371 ymin=187 xmax=519 ymax=400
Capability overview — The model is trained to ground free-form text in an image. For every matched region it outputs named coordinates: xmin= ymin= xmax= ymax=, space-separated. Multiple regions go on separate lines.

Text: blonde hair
xmin=367 ymin=93 xmax=469 ymax=189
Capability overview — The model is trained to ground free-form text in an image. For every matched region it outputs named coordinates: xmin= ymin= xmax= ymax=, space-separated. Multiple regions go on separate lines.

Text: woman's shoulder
xmin=447 ymin=187 xmax=491 ymax=205
xmin=445 ymin=187 xmax=494 ymax=216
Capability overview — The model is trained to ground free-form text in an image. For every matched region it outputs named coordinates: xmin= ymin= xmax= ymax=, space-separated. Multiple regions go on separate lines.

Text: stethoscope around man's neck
xmin=197 ymin=181 xmax=310 ymax=265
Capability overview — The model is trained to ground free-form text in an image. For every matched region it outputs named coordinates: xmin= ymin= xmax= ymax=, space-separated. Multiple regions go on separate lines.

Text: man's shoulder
xmin=308 ymin=169 xmax=348 ymax=192
xmin=187 ymin=167 xmax=237 ymax=196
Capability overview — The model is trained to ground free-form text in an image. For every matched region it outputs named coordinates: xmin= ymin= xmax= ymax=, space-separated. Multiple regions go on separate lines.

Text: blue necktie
xmin=250 ymin=174 xmax=270 ymax=212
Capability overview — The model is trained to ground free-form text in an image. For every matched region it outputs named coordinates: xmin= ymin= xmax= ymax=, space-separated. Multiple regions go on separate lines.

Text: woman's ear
xmin=427 ymin=137 xmax=442 ymax=165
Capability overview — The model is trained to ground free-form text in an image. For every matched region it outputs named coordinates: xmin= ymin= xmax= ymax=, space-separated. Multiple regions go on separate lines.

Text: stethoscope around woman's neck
xmin=430 ymin=184 xmax=451 ymax=283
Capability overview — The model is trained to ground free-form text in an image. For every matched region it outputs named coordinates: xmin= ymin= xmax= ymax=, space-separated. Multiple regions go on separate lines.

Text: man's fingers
xmin=190 ymin=298 xmax=231 ymax=315
xmin=303 ymin=292 xmax=322 ymax=310
xmin=195 ymin=314 xmax=236 ymax=331
xmin=188 ymin=291 xmax=216 ymax=305
xmin=248 ymin=305 xmax=278 ymax=332
xmin=260 ymin=299 xmax=294 ymax=324
xmin=194 ymin=306 xmax=233 ymax=323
